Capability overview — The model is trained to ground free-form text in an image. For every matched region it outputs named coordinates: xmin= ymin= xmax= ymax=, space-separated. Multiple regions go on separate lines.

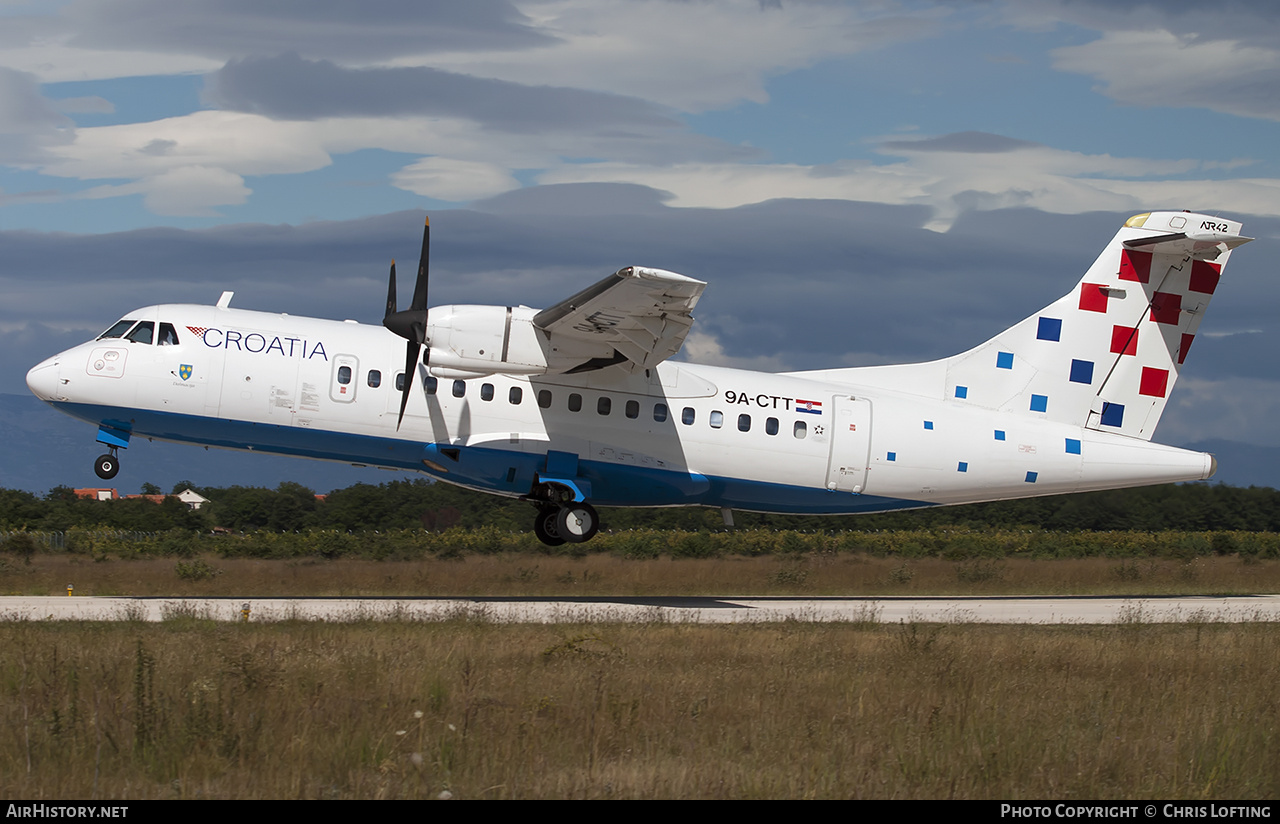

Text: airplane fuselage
xmin=27 ymin=210 xmax=1248 ymax=543
xmin=26 ymin=301 xmax=1214 ymax=517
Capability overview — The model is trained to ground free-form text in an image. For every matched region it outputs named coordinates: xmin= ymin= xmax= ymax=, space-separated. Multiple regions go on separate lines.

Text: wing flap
xmin=534 ymin=266 xmax=706 ymax=372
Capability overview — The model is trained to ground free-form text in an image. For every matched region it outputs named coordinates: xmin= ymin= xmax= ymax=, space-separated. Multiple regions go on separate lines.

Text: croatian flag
xmin=796 ymin=399 xmax=823 ymax=415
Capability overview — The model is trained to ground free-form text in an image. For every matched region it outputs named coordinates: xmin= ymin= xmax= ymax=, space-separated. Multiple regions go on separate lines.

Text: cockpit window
xmin=125 ymin=321 xmax=155 ymax=345
xmin=99 ymin=320 xmax=136 ymax=339
xmin=158 ymin=323 xmax=179 ymax=345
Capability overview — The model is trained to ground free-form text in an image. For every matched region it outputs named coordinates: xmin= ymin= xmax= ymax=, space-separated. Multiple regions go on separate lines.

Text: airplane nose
xmin=26 ymin=358 xmax=61 ymax=401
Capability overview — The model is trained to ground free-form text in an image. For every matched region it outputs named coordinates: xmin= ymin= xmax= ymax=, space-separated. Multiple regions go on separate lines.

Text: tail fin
xmin=810 ymin=211 xmax=1252 ymax=440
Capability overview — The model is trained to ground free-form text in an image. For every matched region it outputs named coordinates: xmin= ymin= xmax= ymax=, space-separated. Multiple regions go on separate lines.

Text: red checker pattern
xmin=1149 ymin=292 xmax=1181 ymax=325
xmin=1110 ymin=325 xmax=1138 ymax=356
xmin=1178 ymin=333 xmax=1194 ymax=365
xmin=1189 ymin=260 xmax=1221 ymax=295
xmin=1140 ymin=367 xmax=1169 ymax=398
xmin=1119 ymin=249 xmax=1152 ymax=283
xmin=1079 ymin=283 xmax=1109 ymax=313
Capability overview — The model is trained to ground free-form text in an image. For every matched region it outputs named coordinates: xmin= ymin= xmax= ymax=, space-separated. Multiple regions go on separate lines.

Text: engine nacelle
xmin=426 ymin=305 xmax=549 ymax=377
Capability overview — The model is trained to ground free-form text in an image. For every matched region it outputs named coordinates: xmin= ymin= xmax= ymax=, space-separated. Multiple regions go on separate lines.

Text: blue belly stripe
xmin=49 ymin=401 xmax=932 ymax=515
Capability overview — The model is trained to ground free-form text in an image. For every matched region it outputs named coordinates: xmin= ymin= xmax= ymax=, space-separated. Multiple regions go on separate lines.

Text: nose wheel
xmin=532 ymin=502 xmax=599 ymax=546
xmin=94 ymin=450 xmax=120 ymax=480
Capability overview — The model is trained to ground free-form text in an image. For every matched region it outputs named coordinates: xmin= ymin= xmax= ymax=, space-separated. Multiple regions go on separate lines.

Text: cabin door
xmin=825 ymin=395 xmax=872 ymax=494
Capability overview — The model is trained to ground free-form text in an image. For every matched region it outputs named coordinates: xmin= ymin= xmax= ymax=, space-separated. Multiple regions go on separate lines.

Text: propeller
xmin=383 ymin=216 xmax=431 ymax=429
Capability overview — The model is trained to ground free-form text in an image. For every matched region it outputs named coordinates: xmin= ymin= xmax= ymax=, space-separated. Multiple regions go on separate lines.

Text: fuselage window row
xmin=378 ymin=378 xmax=798 ymax=437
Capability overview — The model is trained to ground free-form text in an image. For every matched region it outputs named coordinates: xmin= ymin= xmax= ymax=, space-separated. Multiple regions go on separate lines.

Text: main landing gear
xmin=532 ymin=502 xmax=600 ymax=547
xmin=94 ymin=449 xmax=120 ymax=480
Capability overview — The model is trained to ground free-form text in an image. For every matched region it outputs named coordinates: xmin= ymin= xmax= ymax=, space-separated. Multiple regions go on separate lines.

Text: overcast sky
xmin=3 ymin=0 xmax=1279 ymax=461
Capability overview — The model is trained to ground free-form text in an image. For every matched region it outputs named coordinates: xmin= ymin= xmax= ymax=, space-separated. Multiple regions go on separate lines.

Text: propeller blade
xmin=382 ymin=218 xmax=431 ymax=352
xmin=411 ymin=217 xmax=430 ymax=312
xmin=385 ymin=216 xmax=431 ymax=430
xmin=396 ymin=338 xmax=420 ymax=430
xmin=384 ymin=260 xmax=397 ymax=321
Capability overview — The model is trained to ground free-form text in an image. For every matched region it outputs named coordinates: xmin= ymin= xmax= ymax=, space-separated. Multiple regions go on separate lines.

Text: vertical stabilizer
xmin=930 ymin=211 xmax=1249 ymax=439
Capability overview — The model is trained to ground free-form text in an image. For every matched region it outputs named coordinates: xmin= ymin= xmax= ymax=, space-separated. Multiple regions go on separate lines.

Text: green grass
xmin=3 ymin=552 xmax=1280 ymax=598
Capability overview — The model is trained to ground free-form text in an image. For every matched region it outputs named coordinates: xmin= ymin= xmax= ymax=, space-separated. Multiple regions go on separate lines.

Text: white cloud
xmin=391 ymin=156 xmax=520 ymax=201
xmin=537 ymin=141 xmax=1262 ymax=231
xmin=78 ymin=165 xmax=250 ymax=216
xmin=1052 ymin=29 xmax=1280 ymax=122
xmin=41 ymin=111 xmax=333 ymax=180
xmin=421 ymin=0 xmax=942 ymax=112
xmin=0 ymin=66 xmax=74 ymax=162
xmin=676 ymin=330 xmax=788 ymax=372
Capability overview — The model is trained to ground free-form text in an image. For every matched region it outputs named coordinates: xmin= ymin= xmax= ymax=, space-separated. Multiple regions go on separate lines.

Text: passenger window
xmin=452 ymin=380 xmax=466 ymax=398
xmin=597 ymin=396 xmax=611 ymax=415
xmin=425 ymin=375 xmax=437 ymax=394
xmin=125 ymin=321 xmax=154 ymax=345
xmin=367 ymin=370 xmax=381 ymax=388
xmin=766 ymin=417 xmax=779 ymax=436
xmin=568 ymin=393 xmax=582 ymax=412
xmin=738 ymin=414 xmax=751 ymax=432
xmin=395 ymin=373 xmax=405 ymax=391
xmin=510 ymin=387 xmax=523 ymax=405
xmin=625 ymin=400 xmax=639 ymax=419
xmin=337 ymin=366 xmax=352 ymax=385
xmin=682 ymin=407 xmax=695 ymax=425
xmin=794 ymin=421 xmax=807 ymax=439
xmin=99 ymin=320 xmax=136 ymax=339
xmin=481 ymin=383 xmax=494 ymax=401
xmin=538 ymin=389 xmax=552 ymax=408
xmin=709 ymin=411 xmax=724 ymax=429
xmin=654 ymin=403 xmax=668 ymax=423
xmin=158 ymin=323 xmax=179 ymax=345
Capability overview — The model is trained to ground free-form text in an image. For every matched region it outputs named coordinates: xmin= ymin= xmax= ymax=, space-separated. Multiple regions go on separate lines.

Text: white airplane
xmin=26 ymin=210 xmax=1251 ymax=545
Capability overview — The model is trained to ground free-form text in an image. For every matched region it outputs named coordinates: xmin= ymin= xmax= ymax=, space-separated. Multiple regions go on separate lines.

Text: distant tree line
xmin=2 ymin=479 xmax=1280 ymax=534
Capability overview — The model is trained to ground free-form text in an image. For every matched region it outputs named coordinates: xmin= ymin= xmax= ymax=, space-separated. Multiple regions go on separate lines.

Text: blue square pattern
xmin=1037 ymin=317 xmax=1062 ymax=342
xmin=1069 ymin=359 xmax=1094 ymax=385
xmin=924 ymin=420 xmax=934 ymax=430
xmin=887 ymin=452 xmax=896 ymax=462
xmin=996 ymin=351 xmax=1014 ymax=370
xmin=1066 ymin=438 xmax=1082 ymax=455
xmin=957 ymin=462 xmax=968 ymax=473
xmin=1030 ymin=394 xmax=1048 ymax=413
xmin=1025 ymin=471 xmax=1038 ymax=483
xmin=955 ymin=385 xmax=968 ymax=399
xmin=1100 ymin=403 xmax=1125 ymax=427
xmin=994 ymin=430 xmax=1006 ymax=441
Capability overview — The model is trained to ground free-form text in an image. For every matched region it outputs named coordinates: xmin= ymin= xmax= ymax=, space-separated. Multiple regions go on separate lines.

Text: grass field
xmin=3 ymin=549 xmax=1278 ymax=799
xmin=1 ymin=619 xmax=1277 ymax=799
xmin=3 ymin=551 xmax=1280 ymax=598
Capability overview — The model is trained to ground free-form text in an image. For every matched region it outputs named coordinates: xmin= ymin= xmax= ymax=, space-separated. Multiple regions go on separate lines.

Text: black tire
xmin=94 ymin=454 xmax=119 ymax=480
xmin=533 ymin=507 xmax=566 ymax=546
xmin=555 ymin=503 xmax=599 ymax=544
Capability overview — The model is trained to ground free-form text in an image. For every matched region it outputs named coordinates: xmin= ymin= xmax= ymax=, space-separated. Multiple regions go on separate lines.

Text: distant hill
xmin=3 ymin=393 xmax=1276 ymax=495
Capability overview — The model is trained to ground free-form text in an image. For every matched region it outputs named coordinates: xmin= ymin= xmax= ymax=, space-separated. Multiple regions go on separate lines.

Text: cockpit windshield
xmin=97 ymin=319 xmax=180 ymax=345
xmin=125 ymin=321 xmax=154 ymax=345
xmin=98 ymin=320 xmax=136 ymax=339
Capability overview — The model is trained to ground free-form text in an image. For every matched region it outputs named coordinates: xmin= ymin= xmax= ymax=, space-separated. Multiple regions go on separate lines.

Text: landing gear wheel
xmin=555 ymin=503 xmax=599 ymax=544
xmin=94 ymin=453 xmax=119 ymax=480
xmin=533 ymin=507 xmax=566 ymax=547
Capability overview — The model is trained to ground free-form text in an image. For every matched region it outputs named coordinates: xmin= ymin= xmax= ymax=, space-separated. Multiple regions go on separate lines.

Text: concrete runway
xmin=3 ymin=594 xmax=1279 ymax=624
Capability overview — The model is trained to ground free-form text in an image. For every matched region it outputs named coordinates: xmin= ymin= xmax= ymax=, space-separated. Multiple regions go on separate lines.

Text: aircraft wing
xmin=533 ymin=266 xmax=706 ymax=373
